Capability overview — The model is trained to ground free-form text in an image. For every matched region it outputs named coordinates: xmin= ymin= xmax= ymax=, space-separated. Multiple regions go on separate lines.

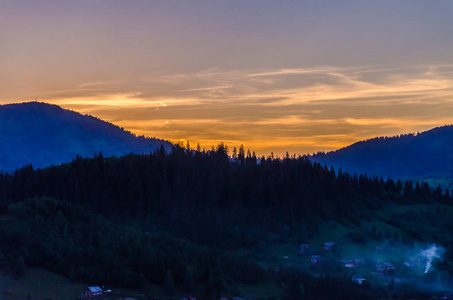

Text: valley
xmin=0 ymin=145 xmax=452 ymax=299
xmin=0 ymin=103 xmax=453 ymax=299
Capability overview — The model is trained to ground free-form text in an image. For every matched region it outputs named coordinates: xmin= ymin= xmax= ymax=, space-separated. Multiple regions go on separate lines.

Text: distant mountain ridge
xmin=311 ymin=125 xmax=453 ymax=186
xmin=0 ymin=102 xmax=172 ymax=171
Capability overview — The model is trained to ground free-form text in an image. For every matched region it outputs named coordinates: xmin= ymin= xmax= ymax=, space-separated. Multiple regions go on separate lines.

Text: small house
xmin=376 ymin=261 xmax=395 ymax=272
xmin=341 ymin=259 xmax=357 ymax=268
xmin=310 ymin=255 xmax=321 ymax=265
xmin=352 ymin=274 xmax=366 ymax=285
xmin=322 ymin=242 xmax=335 ymax=251
xmin=82 ymin=286 xmax=103 ymax=299
xmin=298 ymin=243 xmax=311 ymax=255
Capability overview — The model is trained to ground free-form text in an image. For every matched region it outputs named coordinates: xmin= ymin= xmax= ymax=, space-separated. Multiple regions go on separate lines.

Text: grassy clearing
xmin=0 ymin=268 xmax=280 ymax=300
xmin=2 ymin=202 xmax=452 ymax=299
xmin=0 ymin=268 xmax=86 ymax=300
xmin=0 ymin=268 xmax=166 ymax=300
xmin=255 ymin=201 xmax=453 ymax=291
xmin=375 ymin=203 xmax=453 ymax=219
xmin=234 ymin=282 xmax=283 ymax=300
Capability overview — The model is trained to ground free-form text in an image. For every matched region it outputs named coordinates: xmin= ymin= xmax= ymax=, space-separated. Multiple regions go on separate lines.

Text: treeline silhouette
xmin=0 ymin=143 xmax=450 ymax=246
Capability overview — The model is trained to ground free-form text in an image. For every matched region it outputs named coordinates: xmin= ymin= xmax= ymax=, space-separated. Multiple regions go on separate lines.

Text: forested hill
xmin=0 ymin=102 xmax=172 ymax=171
xmin=0 ymin=145 xmax=451 ymax=297
xmin=1 ymin=145 xmax=450 ymax=244
xmin=311 ymin=125 xmax=453 ymax=184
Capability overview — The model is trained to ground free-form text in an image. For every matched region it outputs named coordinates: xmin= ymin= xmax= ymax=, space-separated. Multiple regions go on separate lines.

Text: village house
xmin=298 ymin=243 xmax=311 ymax=255
xmin=352 ymin=274 xmax=366 ymax=285
xmin=376 ymin=261 xmax=396 ymax=272
xmin=82 ymin=286 xmax=103 ymax=299
xmin=341 ymin=259 xmax=357 ymax=268
xmin=310 ymin=255 xmax=321 ymax=265
xmin=322 ymin=242 xmax=335 ymax=251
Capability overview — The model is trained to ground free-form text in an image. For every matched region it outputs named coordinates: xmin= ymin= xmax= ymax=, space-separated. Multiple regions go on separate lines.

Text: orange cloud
xmin=5 ymin=64 xmax=453 ymax=157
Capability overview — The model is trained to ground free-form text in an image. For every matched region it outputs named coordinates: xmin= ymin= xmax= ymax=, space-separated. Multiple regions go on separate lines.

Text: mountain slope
xmin=0 ymin=102 xmax=172 ymax=171
xmin=311 ymin=125 xmax=453 ymax=183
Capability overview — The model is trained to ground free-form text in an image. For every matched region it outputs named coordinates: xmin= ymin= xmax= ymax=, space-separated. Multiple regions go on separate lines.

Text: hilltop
xmin=0 ymin=102 xmax=172 ymax=171
xmin=311 ymin=125 xmax=453 ymax=187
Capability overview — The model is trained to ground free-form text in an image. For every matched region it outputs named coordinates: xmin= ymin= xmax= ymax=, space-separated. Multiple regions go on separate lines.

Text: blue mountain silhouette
xmin=312 ymin=126 xmax=453 ymax=186
xmin=0 ymin=102 xmax=172 ymax=171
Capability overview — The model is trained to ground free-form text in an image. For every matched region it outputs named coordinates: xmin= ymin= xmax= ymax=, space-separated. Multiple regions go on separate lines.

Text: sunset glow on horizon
xmin=2 ymin=1 xmax=453 ymax=156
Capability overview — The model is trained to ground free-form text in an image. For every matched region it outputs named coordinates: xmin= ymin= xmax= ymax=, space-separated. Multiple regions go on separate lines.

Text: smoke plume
xmin=421 ymin=244 xmax=443 ymax=274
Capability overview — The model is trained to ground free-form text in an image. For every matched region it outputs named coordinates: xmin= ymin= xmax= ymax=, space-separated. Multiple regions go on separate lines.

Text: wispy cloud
xmin=247 ymin=67 xmax=338 ymax=77
xmin=4 ymin=63 xmax=453 ymax=156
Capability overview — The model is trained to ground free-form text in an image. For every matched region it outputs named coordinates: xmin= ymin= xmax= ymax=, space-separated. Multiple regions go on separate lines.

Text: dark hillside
xmin=312 ymin=125 xmax=453 ymax=184
xmin=0 ymin=102 xmax=172 ymax=171
xmin=0 ymin=146 xmax=451 ymax=298
xmin=0 ymin=145 xmax=449 ymax=247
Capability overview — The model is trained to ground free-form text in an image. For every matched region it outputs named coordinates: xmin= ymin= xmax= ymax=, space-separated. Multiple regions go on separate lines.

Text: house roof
xmin=341 ymin=259 xmax=354 ymax=264
xmin=88 ymin=286 xmax=103 ymax=292
xmin=376 ymin=262 xmax=395 ymax=270
xmin=377 ymin=262 xmax=395 ymax=268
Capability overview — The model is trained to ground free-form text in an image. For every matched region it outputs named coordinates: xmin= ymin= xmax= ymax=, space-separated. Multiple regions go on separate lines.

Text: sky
xmin=2 ymin=0 xmax=453 ymax=156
